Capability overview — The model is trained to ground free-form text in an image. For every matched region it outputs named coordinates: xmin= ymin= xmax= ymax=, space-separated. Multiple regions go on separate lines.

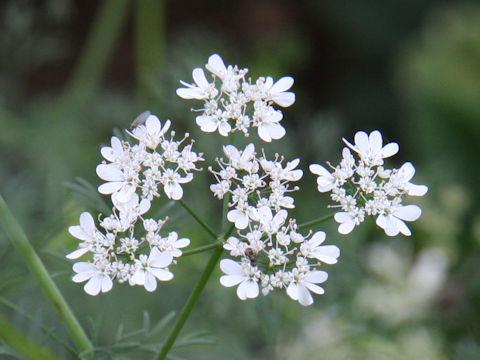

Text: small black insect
xmin=244 ymin=247 xmax=257 ymax=267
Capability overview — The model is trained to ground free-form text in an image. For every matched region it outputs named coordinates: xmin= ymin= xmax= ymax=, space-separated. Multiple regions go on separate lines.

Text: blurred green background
xmin=1 ymin=0 xmax=479 ymax=359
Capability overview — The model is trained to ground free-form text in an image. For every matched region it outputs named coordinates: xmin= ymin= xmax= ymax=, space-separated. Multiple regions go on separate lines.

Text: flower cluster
xmin=176 ymin=54 xmax=295 ymax=142
xmin=310 ymin=130 xmax=428 ymax=236
xmin=66 ymin=114 xmax=203 ymax=295
xmin=210 ymin=143 xmax=340 ymax=305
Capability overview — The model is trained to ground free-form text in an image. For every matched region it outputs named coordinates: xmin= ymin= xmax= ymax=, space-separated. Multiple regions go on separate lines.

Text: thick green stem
xmin=0 ymin=312 xmax=57 ymax=360
xmin=0 ymin=195 xmax=93 ymax=358
xmin=178 ymin=199 xmax=218 ymax=240
xmin=297 ymin=213 xmax=335 ymax=231
xmin=154 ymin=225 xmax=234 ymax=360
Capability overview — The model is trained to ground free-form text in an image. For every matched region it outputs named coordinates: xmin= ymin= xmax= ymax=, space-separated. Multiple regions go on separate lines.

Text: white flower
xmin=343 ymin=130 xmax=399 ymax=166
xmin=224 ymin=236 xmax=248 ymax=257
xmin=376 ymin=204 xmax=422 ymax=236
xmin=309 ymin=164 xmax=335 ymax=192
xmin=255 ymin=105 xmax=286 ymax=142
xmin=96 ymin=163 xmax=136 ymax=202
xmin=129 ymin=115 xmax=171 ymax=150
xmin=161 ymin=168 xmax=193 ymax=200
xmin=300 ymin=231 xmax=340 ymax=264
xmin=67 ymin=212 xmax=97 ymax=259
xmin=312 ymin=129 xmax=426 ymax=237
xmin=176 ymin=68 xmax=216 ymax=100
xmin=262 ymin=76 xmax=295 ymax=107
xmin=100 ymin=136 xmax=125 ymax=163
xmin=227 ymin=204 xmax=255 ymax=230
xmin=219 ymin=259 xmax=260 ymax=300
xmin=196 ymin=114 xmax=232 ymax=136
xmin=178 ymin=53 xmax=294 ymax=141
xmin=251 ymin=206 xmax=287 ymax=235
xmin=286 ymin=269 xmax=328 ymax=306
xmin=72 ymin=262 xmax=113 ymax=296
xmin=390 ymin=162 xmax=428 ymax=196
xmin=159 ymin=232 xmax=190 ymax=257
xmin=334 ymin=210 xmax=364 ymax=235
xmin=223 ymin=143 xmax=255 ymax=170
xmin=130 ymin=247 xmax=174 ymax=292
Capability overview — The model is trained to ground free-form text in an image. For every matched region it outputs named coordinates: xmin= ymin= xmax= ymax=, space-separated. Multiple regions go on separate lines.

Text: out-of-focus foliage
xmin=0 ymin=0 xmax=479 ymax=359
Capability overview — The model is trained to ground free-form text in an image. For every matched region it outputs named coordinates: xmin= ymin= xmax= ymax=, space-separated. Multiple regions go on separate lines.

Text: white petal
xmin=310 ymin=231 xmax=326 ymax=245
xmin=286 ymin=282 xmax=298 ymax=301
xmin=266 ymin=123 xmax=286 ymax=140
xmin=196 ymin=116 xmax=218 ymax=132
xmin=72 ymin=272 xmax=92 ymax=283
xmin=354 ymin=131 xmax=369 ymax=154
xmin=240 ymin=279 xmax=259 ymax=299
xmin=176 ymin=87 xmax=207 ymax=100
xmin=131 ymin=269 xmax=146 ymax=285
xmin=96 ymin=164 xmax=123 ymax=181
xmin=309 ymin=164 xmax=330 ymax=176
xmin=149 ymin=249 xmax=173 ymax=268
xmin=144 ymin=272 xmax=157 ymax=292
xmin=220 ymin=259 xmax=243 ymax=276
xmin=270 ymin=76 xmax=294 ymax=93
xmin=101 ymin=276 xmax=113 ymax=293
xmin=305 ymin=270 xmax=328 ymax=284
xmin=192 ymin=67 xmax=209 ymax=89
xmin=73 ymin=262 xmax=96 ymax=274
xmin=393 ymin=217 xmax=412 ymax=236
xmin=297 ymin=285 xmax=314 ymax=306
xmin=369 ymin=130 xmax=383 ymax=153
xmin=98 ymin=181 xmax=123 ymax=195
xmin=150 ymin=268 xmax=174 ymax=282
xmin=384 ymin=215 xmax=400 ymax=236
xmin=220 ymin=274 xmax=245 ymax=287
xmin=313 ymin=246 xmax=340 ymax=264
xmin=406 ymin=183 xmax=428 ymax=196
xmin=381 ymin=142 xmax=399 ymax=158
xmin=206 ymin=54 xmax=226 ymax=78
xmin=84 ymin=275 xmax=103 ymax=296
xmin=175 ymin=238 xmax=190 ymax=248
xmin=394 ymin=205 xmax=422 ymax=222
xmin=272 ymin=92 xmax=295 ymax=107
xmin=258 ymin=125 xmax=272 ymax=142
xmin=164 ymin=183 xmax=183 ymax=200
xmin=218 ymin=121 xmax=232 ymax=137
xmin=145 ymin=115 xmax=161 ymax=134
xmin=66 ymin=248 xmax=89 ymax=260
xmin=79 ymin=212 xmax=95 ymax=233
xmin=68 ymin=225 xmax=89 ymax=241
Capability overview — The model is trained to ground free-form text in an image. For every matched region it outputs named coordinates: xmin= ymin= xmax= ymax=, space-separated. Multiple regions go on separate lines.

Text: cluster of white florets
xmin=310 ymin=130 xmax=428 ymax=237
xmin=67 ymin=53 xmax=428 ymax=306
xmin=210 ymin=143 xmax=340 ymax=305
xmin=176 ymin=54 xmax=295 ymax=142
xmin=66 ymin=114 xmax=203 ymax=295
xmin=209 ymin=143 xmax=302 ymax=228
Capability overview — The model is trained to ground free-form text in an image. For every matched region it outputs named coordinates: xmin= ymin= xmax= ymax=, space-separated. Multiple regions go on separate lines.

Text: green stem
xmin=297 ymin=213 xmax=335 ymax=231
xmin=135 ymin=0 xmax=165 ymax=109
xmin=182 ymin=242 xmax=221 ymax=257
xmin=178 ymin=199 xmax=218 ymax=240
xmin=0 ymin=195 xmax=93 ymax=359
xmin=62 ymin=0 xmax=130 ymax=109
xmin=154 ymin=225 xmax=235 ymax=360
xmin=0 ymin=312 xmax=57 ymax=360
